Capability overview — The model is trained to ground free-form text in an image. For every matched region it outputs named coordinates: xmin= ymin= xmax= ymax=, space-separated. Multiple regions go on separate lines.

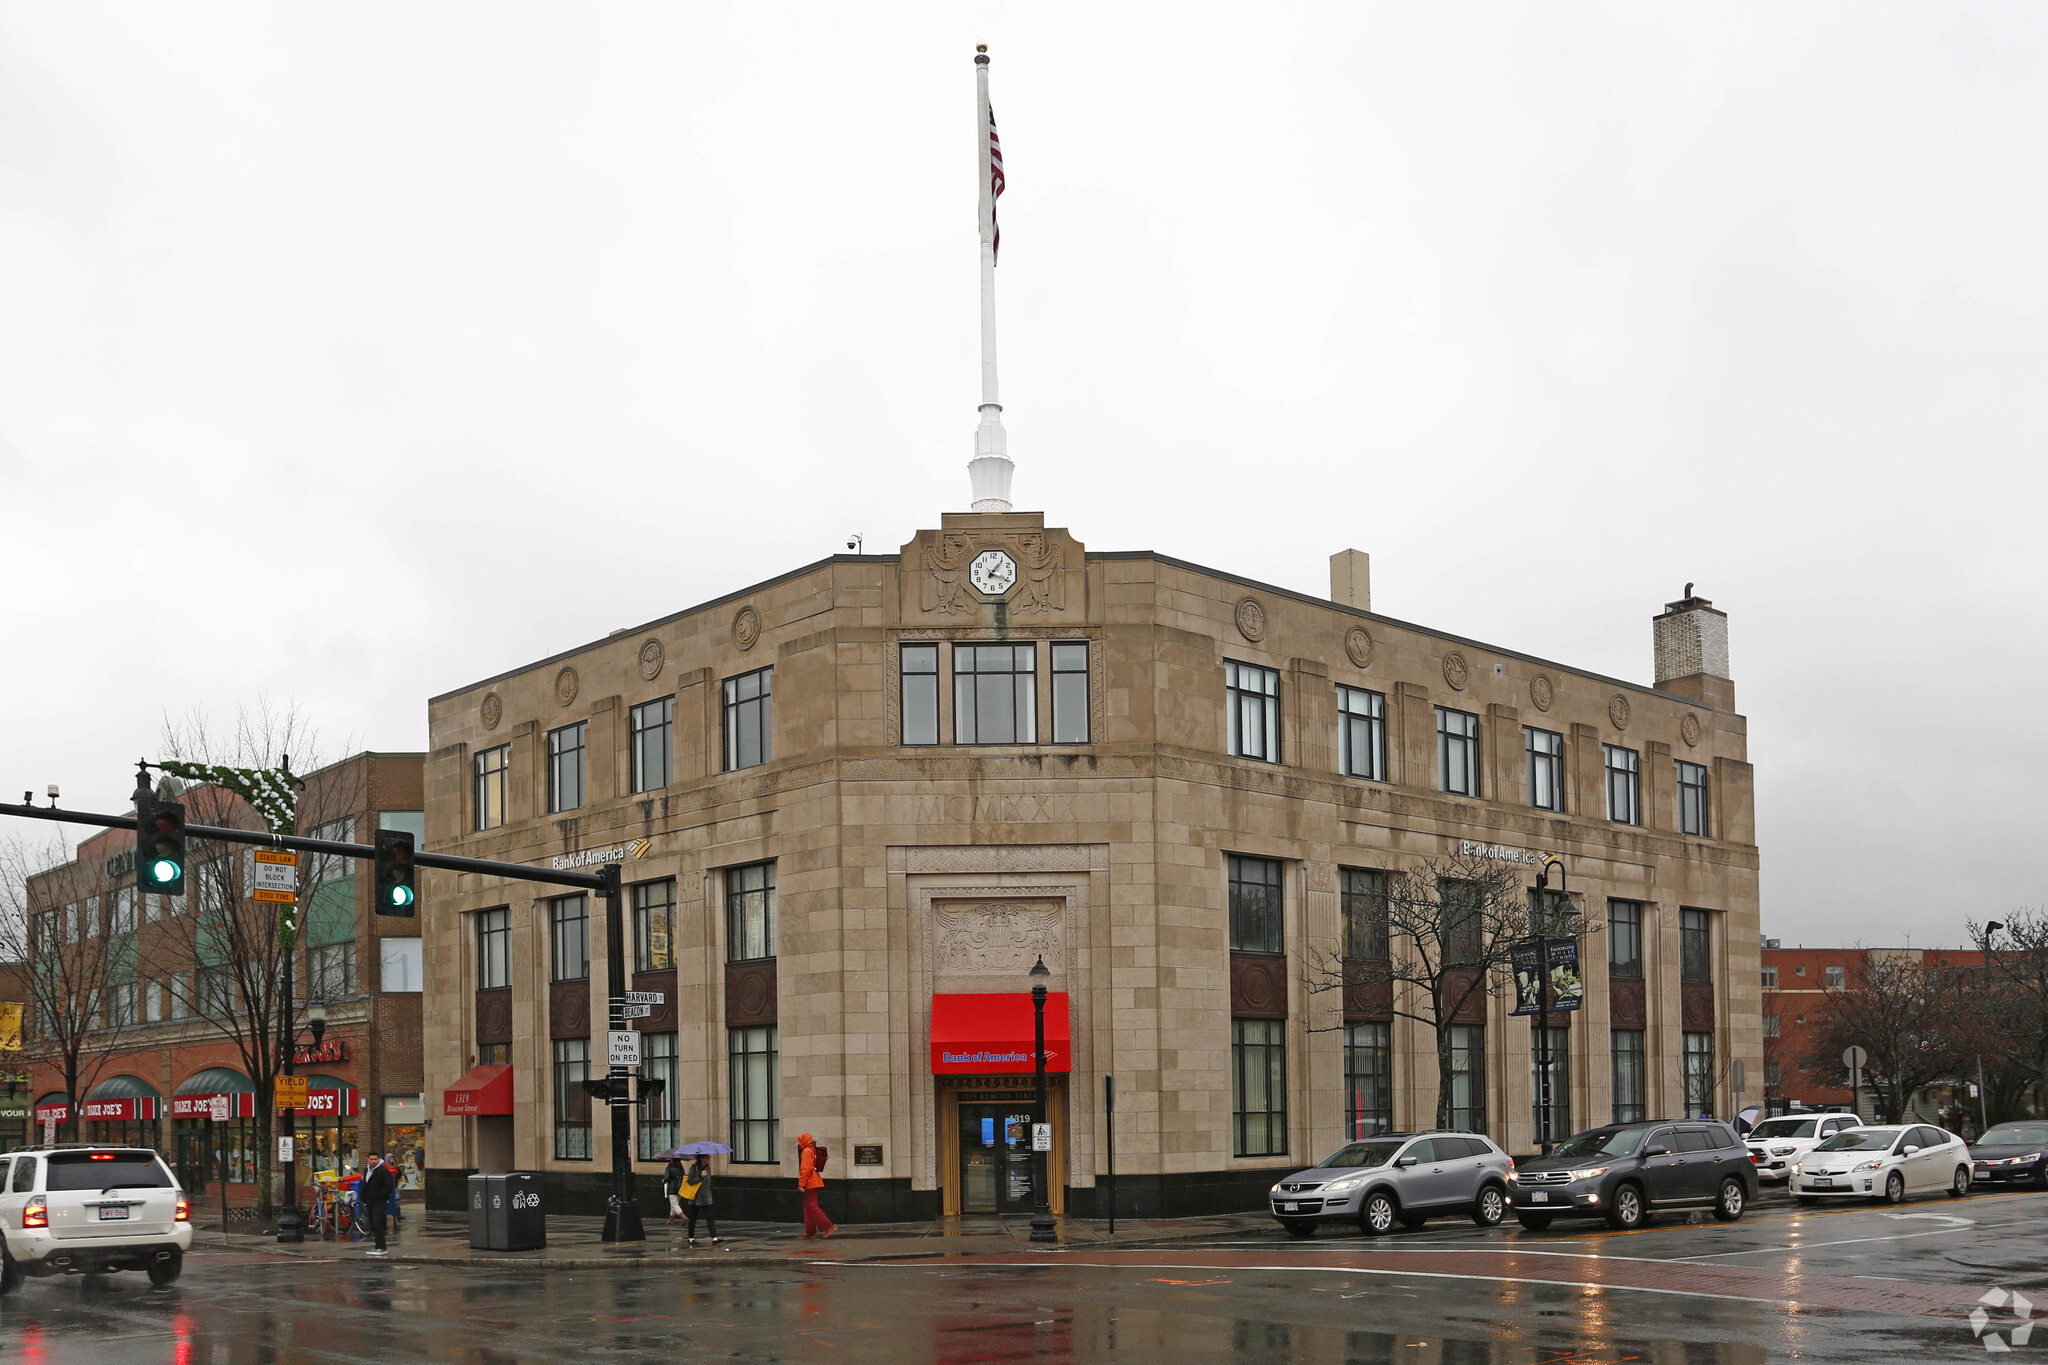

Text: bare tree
xmin=1965 ymin=912 xmax=2048 ymax=1122
xmin=0 ymin=829 xmax=144 ymax=1142
xmin=1797 ymin=950 xmax=1961 ymax=1124
xmin=1306 ymin=849 xmax=1596 ymax=1130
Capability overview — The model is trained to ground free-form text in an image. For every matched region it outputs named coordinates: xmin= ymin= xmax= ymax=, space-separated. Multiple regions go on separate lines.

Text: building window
xmin=953 ymin=644 xmax=1036 ymax=744
xmin=633 ymin=880 xmax=676 ymax=973
xmin=1050 ymin=642 xmax=1090 ymax=744
xmin=1344 ymin=1022 xmax=1392 ymax=1139
xmin=1611 ymin=1029 xmax=1646 ymax=1123
xmin=1531 ymin=1025 xmax=1569 ymax=1145
xmin=1449 ymin=1025 xmax=1486 ymax=1133
xmin=1761 ymin=965 xmax=1779 ymax=989
xmin=1228 ymin=855 xmax=1283 ymax=954
xmin=1225 ymin=661 xmax=1281 ymax=763
xmin=111 ymin=888 xmax=136 ymax=936
xmin=145 ymin=979 xmax=164 ymax=1023
xmin=636 ymin=1032 xmax=680 ymax=1161
xmin=1231 ymin=1018 xmax=1287 ymax=1157
xmin=1604 ymin=745 xmax=1640 ymax=825
xmin=900 ymin=645 xmax=940 ymax=745
xmin=1683 ymin=1032 xmax=1715 ymax=1119
xmin=547 ymin=722 xmax=587 ymax=814
xmin=1794 ymin=964 xmax=1806 ymax=978
xmin=1525 ymin=727 xmax=1564 ymax=812
xmin=1764 ymin=1061 xmax=1782 ymax=1088
xmin=1341 ymin=868 xmax=1389 ymax=962
xmin=380 ymin=938 xmax=422 ymax=992
xmin=1608 ymin=900 xmax=1643 ymax=980
xmin=630 ymin=697 xmax=674 ymax=794
xmin=729 ymin=1025 xmax=779 ymax=1162
xmin=478 ymin=1042 xmax=510 ymax=1066
xmin=473 ymin=745 xmax=508 ymax=831
xmin=1442 ymin=879 xmax=1484 ymax=966
xmin=726 ymin=862 xmax=775 ymax=962
xmin=1338 ymin=687 xmax=1386 ymax=781
xmin=168 ymin=973 xmax=189 ymax=1021
xmin=477 ymin=908 xmax=511 ymax=990
xmin=1825 ymin=964 xmax=1845 ymax=989
xmin=723 ymin=667 xmax=774 ymax=770
xmin=1437 ymin=707 xmax=1480 ymax=797
xmin=551 ymin=895 xmax=590 ymax=983
xmin=310 ymin=941 xmax=356 ymax=999
xmin=553 ymin=1038 xmax=592 ymax=1160
xmin=1677 ymin=760 xmax=1709 ymax=837
xmin=1680 ymin=908 xmax=1712 ymax=984
xmin=1763 ymin=1014 xmax=1780 ymax=1038
xmin=197 ymin=965 xmax=234 ymax=1017
xmin=108 ymin=979 xmax=137 ymax=1028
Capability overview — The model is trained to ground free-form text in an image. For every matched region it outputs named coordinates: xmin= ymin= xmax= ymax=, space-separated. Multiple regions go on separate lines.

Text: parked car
xmin=1743 ymin=1112 xmax=1867 ymax=1184
xmin=1268 ymin=1132 xmax=1514 ymax=1236
xmin=1506 ymin=1119 xmax=1758 ymax=1231
xmin=1790 ymin=1124 xmax=1971 ymax=1204
xmin=0 ymin=1146 xmax=192 ymax=1292
xmin=1968 ymin=1123 xmax=2048 ymax=1190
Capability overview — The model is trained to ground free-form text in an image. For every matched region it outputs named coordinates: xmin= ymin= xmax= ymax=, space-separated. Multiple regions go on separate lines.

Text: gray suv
xmin=1269 ymin=1132 xmax=1513 ymax=1237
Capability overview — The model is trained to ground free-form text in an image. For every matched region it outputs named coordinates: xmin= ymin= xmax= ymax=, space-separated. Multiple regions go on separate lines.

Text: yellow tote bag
xmin=678 ymin=1177 xmax=702 ymax=1201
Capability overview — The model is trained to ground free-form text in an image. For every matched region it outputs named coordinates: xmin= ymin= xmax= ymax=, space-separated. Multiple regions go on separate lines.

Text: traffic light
xmin=135 ymin=793 xmax=187 ymax=897
xmin=373 ymin=829 xmax=417 ymax=916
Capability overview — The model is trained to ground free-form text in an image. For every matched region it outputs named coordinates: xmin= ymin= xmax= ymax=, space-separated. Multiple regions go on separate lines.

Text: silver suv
xmin=1269 ymin=1131 xmax=1513 ymax=1237
xmin=0 ymin=1146 xmax=192 ymax=1291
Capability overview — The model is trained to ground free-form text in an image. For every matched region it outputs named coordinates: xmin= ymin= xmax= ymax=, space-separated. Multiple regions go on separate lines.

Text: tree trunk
xmin=1433 ymin=1021 xmax=1456 ymax=1129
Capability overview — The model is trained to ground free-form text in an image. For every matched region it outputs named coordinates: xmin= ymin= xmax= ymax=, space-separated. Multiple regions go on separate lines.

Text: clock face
xmin=969 ymin=549 xmax=1018 ymax=597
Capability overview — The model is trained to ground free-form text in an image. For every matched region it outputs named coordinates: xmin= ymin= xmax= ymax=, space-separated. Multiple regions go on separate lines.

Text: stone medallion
xmin=480 ymin=692 xmax=503 ymax=730
xmin=733 ymin=605 xmax=762 ymax=651
xmin=1345 ymin=626 xmax=1373 ymax=670
xmin=1529 ymin=674 xmax=1554 ymax=712
xmin=1681 ymin=712 xmax=1703 ymax=747
xmin=554 ymin=666 xmax=579 ymax=707
xmin=1442 ymin=651 xmax=1469 ymax=691
xmin=637 ymin=637 xmax=665 ymax=681
xmin=1235 ymin=596 xmax=1267 ymax=643
xmin=1609 ymin=693 xmax=1632 ymax=731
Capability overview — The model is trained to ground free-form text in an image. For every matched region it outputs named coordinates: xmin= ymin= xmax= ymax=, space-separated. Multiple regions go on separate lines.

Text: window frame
xmin=1227 ymin=854 xmax=1284 ymax=955
xmin=473 ymin=744 xmax=509 ymax=831
xmin=1676 ymin=759 xmax=1709 ymax=837
xmin=629 ymin=696 xmax=675 ymax=795
xmin=725 ymin=862 xmax=776 ymax=963
xmin=476 ymin=907 xmax=511 ymax=990
xmin=1608 ymin=900 xmax=1643 ymax=980
xmin=1524 ymin=726 xmax=1564 ymax=812
xmin=900 ymin=644 xmax=940 ymax=746
xmin=1825 ymin=964 xmax=1845 ymax=990
xmin=1683 ymin=1031 xmax=1715 ymax=1119
xmin=728 ymin=1024 xmax=780 ymax=1163
xmin=633 ymin=879 xmax=676 ymax=974
xmin=1231 ymin=1017 xmax=1288 ymax=1157
xmin=547 ymin=722 xmax=587 ymax=814
xmin=952 ymin=643 xmax=1037 ymax=745
xmin=1449 ymin=1024 xmax=1486 ymax=1133
xmin=636 ymin=1032 xmax=680 ymax=1161
xmin=1344 ymin=1021 xmax=1392 ymax=1139
xmin=1531 ymin=1023 xmax=1570 ymax=1145
xmin=1225 ymin=661 xmax=1281 ymax=763
xmin=553 ymin=1037 xmax=592 ymax=1160
xmin=1612 ymin=1028 xmax=1647 ymax=1124
xmin=1340 ymin=867 xmax=1389 ymax=962
xmin=550 ymin=895 xmax=590 ymax=983
xmin=1604 ymin=744 xmax=1641 ymax=826
xmin=1680 ymin=908 xmax=1712 ymax=985
xmin=1338 ymin=686 xmax=1386 ymax=782
xmin=1049 ymin=641 xmax=1090 ymax=744
xmin=1761 ymin=965 xmax=1779 ymax=989
xmin=1437 ymin=706 xmax=1480 ymax=797
xmin=722 ymin=666 xmax=775 ymax=771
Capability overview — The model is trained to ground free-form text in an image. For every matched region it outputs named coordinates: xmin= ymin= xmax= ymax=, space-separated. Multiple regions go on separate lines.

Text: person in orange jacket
xmin=797 ymin=1133 xmax=836 ymax=1239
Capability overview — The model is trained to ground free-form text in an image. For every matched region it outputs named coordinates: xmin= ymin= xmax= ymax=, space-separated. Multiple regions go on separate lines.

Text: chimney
xmin=1653 ymin=587 xmax=1732 ymax=710
xmin=1330 ymin=550 xmax=1371 ymax=612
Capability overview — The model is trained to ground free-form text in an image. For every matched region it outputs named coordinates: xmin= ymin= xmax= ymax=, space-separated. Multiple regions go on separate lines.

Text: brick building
xmin=17 ymin=753 xmax=426 ymax=1202
xmin=420 ymin=504 xmax=1763 ymax=1221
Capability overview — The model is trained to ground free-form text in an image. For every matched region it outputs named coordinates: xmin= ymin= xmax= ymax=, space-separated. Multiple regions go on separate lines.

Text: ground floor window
xmin=553 ymin=1038 xmax=592 ymax=1160
xmin=297 ymin=1116 xmax=362 ymax=1179
xmin=1449 ymin=1025 xmax=1486 ymax=1133
xmin=384 ymin=1094 xmax=426 ymax=1190
xmin=637 ymin=1033 xmax=680 ymax=1160
xmin=1344 ymin=1022 xmax=1391 ymax=1139
xmin=1231 ymin=1018 xmax=1287 ymax=1157
xmin=729 ymin=1026 xmax=779 ymax=1163
xmin=1531 ymin=1025 xmax=1569 ymax=1145
xmin=1683 ymin=1031 xmax=1715 ymax=1119
xmin=172 ymin=1118 xmax=256 ymax=1187
xmin=87 ymin=1120 xmax=156 ymax=1150
xmin=1612 ymin=1029 xmax=1647 ymax=1123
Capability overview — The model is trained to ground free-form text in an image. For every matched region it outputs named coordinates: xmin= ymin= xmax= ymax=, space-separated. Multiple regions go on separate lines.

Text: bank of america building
xmin=417 ymin=493 xmax=1760 ymax=1220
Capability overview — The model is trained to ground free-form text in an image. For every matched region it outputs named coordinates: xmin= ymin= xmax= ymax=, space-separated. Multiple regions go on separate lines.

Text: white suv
xmin=1745 ymin=1112 xmax=1866 ymax=1184
xmin=0 ymin=1146 xmax=193 ymax=1291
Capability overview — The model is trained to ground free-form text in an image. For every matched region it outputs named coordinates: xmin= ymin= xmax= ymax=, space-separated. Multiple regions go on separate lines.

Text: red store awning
xmin=169 ymin=1093 xmax=258 ymax=1119
xmin=443 ymin=1064 xmax=513 ymax=1116
xmin=931 ymin=992 xmax=1071 ymax=1076
xmin=82 ymin=1098 xmax=159 ymax=1121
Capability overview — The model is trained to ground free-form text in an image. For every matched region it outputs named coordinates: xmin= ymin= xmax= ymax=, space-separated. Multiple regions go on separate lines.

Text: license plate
xmin=1809 ymin=1178 xmax=1833 ymax=1188
xmin=1283 ymin=1202 xmax=1298 ymax=1212
xmin=1529 ymin=1191 xmax=1548 ymax=1203
xmin=98 ymin=1206 xmax=129 ymax=1220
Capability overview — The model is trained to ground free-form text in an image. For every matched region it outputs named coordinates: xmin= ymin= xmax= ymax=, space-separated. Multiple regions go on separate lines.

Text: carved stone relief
xmin=1609 ymin=694 xmax=1632 ymax=731
xmin=638 ymin=637 xmax=666 ymax=680
xmin=1680 ymin=712 xmax=1703 ymax=747
xmin=1235 ymin=596 xmax=1267 ymax=643
xmin=931 ymin=900 xmax=1064 ymax=976
xmin=1529 ymin=675 xmax=1553 ymax=712
xmin=1344 ymin=627 xmax=1373 ymax=670
xmin=480 ymin=693 xmax=503 ymax=730
xmin=554 ymin=667 xmax=580 ymax=707
xmin=732 ymin=605 xmax=762 ymax=651
xmin=1442 ymin=652 xmax=1469 ymax=690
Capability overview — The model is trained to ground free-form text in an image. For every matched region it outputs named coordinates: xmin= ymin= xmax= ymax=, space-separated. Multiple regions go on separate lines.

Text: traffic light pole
xmin=597 ymin=864 xmax=643 ymax=1243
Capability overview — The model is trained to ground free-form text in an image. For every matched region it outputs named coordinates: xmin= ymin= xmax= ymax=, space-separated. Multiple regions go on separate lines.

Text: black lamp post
xmin=1028 ymin=954 xmax=1057 ymax=1244
xmin=273 ymin=997 xmax=326 ymax=1243
xmin=1530 ymin=858 xmax=1566 ymax=1157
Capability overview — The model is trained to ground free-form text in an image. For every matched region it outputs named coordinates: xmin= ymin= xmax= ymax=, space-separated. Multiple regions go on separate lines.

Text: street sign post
xmin=1031 ymin=1122 xmax=1051 ymax=1152
xmin=618 ymin=1004 xmax=652 ymax=1020
xmin=607 ymin=1030 xmax=642 ymax=1069
xmin=1843 ymin=1045 xmax=1868 ymax=1113
xmin=623 ymin=990 xmax=665 ymax=1006
xmin=252 ymin=849 xmax=298 ymax=904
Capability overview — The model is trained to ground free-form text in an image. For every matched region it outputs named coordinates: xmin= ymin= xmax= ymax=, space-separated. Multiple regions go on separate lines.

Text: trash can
xmin=502 ymin=1172 xmax=545 ymax=1251
xmin=467 ymin=1174 xmax=492 ymax=1250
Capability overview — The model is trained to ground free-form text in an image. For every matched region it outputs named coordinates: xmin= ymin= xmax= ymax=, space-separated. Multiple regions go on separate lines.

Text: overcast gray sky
xmin=4 ymin=4 xmax=2043 ymax=948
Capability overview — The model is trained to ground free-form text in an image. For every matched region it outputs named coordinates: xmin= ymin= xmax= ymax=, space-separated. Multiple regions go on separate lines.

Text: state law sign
xmin=252 ymin=849 xmax=298 ymax=904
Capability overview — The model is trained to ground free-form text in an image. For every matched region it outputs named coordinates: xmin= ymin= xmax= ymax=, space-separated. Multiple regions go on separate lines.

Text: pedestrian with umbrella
xmin=654 ymin=1142 xmax=730 ymax=1247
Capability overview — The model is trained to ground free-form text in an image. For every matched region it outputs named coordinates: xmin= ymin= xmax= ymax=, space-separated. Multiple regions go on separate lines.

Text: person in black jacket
xmin=359 ymin=1154 xmax=397 ymax=1256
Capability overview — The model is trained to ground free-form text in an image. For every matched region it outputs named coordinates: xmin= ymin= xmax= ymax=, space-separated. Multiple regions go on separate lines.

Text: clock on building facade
xmin=969 ymin=550 xmax=1018 ymax=597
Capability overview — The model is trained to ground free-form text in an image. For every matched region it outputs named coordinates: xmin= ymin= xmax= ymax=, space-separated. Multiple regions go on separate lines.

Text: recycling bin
xmin=502 ymin=1171 xmax=546 ymax=1250
xmin=467 ymin=1173 xmax=495 ymax=1250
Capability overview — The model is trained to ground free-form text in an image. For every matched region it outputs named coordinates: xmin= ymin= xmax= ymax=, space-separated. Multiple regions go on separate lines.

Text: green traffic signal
xmin=150 ymin=858 xmax=181 ymax=885
xmin=134 ymin=794 xmax=187 ymax=897
xmin=389 ymin=884 xmax=415 ymax=909
xmin=373 ymin=828 xmax=417 ymax=918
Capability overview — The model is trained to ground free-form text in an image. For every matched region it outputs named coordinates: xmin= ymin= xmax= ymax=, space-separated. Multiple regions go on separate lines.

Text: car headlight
xmin=1791 ymin=1163 xmax=1802 ymax=1176
xmin=1322 ymin=1175 xmax=1366 ymax=1193
xmin=1853 ymin=1159 xmax=1883 ymax=1172
xmin=2014 ymin=1154 xmax=2043 ymax=1166
xmin=1270 ymin=1183 xmax=1286 ymax=1196
xmin=1771 ymin=1146 xmax=1797 ymax=1157
xmin=1505 ymin=1170 xmax=1519 ymax=1183
xmin=1569 ymin=1167 xmax=1610 ymax=1182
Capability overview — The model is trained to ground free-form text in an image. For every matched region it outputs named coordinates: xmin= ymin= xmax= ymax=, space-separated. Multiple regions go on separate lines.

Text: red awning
xmin=169 ymin=1093 xmax=258 ymax=1119
xmin=443 ymin=1064 xmax=513 ymax=1116
xmin=931 ymin=993 xmax=1070 ymax=1075
xmin=82 ymin=1098 xmax=159 ymax=1122
xmin=290 ymin=1088 xmax=361 ymax=1118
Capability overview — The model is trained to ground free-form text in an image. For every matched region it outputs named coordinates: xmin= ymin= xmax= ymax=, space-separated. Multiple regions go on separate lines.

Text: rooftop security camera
xmin=847 ymin=534 xmax=864 ymax=553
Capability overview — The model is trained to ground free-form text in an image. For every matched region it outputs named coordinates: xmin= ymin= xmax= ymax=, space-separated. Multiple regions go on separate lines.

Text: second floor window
xmin=473 ymin=745 xmax=508 ymax=831
xmin=548 ymin=723 xmax=586 ymax=813
xmin=1051 ymin=642 xmax=1090 ymax=743
xmin=901 ymin=645 xmax=939 ymax=745
xmin=1341 ymin=868 xmax=1389 ymax=961
xmin=1608 ymin=900 xmax=1643 ymax=979
xmin=1604 ymin=745 xmax=1640 ymax=825
xmin=630 ymin=697 xmax=674 ymax=794
xmin=477 ymin=907 xmax=511 ymax=989
xmin=1338 ymin=687 xmax=1385 ymax=781
xmin=1525 ymin=727 xmax=1564 ymax=812
xmin=551 ymin=895 xmax=590 ymax=982
xmin=1680 ymin=908 xmax=1711 ymax=984
xmin=1437 ymin=707 xmax=1479 ymax=796
xmin=1677 ymin=760 xmax=1709 ymax=836
xmin=1228 ymin=854 xmax=1283 ymax=954
xmin=1226 ymin=661 xmax=1280 ymax=763
xmin=727 ymin=861 xmax=776 ymax=962
xmin=634 ymin=879 xmax=676 ymax=973
xmin=1825 ymin=963 xmax=1845 ymax=989
xmin=724 ymin=667 xmax=774 ymax=770
xmin=1761 ymin=965 xmax=1779 ymax=989
xmin=954 ymin=644 xmax=1036 ymax=744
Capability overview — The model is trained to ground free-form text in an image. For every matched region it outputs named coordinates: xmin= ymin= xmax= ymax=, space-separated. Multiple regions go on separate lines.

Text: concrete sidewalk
xmin=200 ymin=1207 xmax=1282 ymax=1271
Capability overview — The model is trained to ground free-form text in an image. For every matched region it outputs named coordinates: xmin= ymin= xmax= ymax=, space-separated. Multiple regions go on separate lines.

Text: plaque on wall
xmin=854 ymin=1144 xmax=884 ymax=1165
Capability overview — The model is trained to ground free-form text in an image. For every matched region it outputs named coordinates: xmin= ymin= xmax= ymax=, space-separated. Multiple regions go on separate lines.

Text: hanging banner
xmin=1545 ymin=938 xmax=1584 ymax=1012
xmin=1512 ymin=939 xmax=1584 ymax=1015
xmin=0 ymin=1002 xmax=23 ymax=1052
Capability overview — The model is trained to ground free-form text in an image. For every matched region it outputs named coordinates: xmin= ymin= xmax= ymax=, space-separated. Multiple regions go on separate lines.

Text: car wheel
xmin=1712 ymin=1178 xmax=1746 ymax=1222
xmin=1398 ymin=1212 xmax=1429 ymax=1230
xmin=1796 ymin=1195 xmax=1819 ymax=1206
xmin=1949 ymin=1167 xmax=1971 ymax=1199
xmin=0 ymin=1246 xmax=21 ymax=1297
xmin=1883 ymin=1172 xmax=1906 ymax=1204
xmin=146 ymin=1252 xmax=183 ymax=1287
xmin=1515 ymin=1213 xmax=1553 ymax=1231
xmin=1360 ymin=1192 xmax=1397 ymax=1237
xmin=1471 ymin=1184 xmax=1505 ymax=1228
xmin=2034 ymin=1166 xmax=2047 ymax=1193
xmin=1281 ymin=1219 xmax=1316 ymax=1239
xmin=1605 ymin=1182 xmax=1647 ymax=1231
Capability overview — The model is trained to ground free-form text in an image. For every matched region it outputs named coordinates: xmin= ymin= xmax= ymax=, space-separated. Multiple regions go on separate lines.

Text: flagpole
xmin=968 ymin=43 xmax=1013 ymax=514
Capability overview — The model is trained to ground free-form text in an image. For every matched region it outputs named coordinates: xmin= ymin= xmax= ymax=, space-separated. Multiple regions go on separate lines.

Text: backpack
xmin=812 ymin=1145 xmax=829 ymax=1173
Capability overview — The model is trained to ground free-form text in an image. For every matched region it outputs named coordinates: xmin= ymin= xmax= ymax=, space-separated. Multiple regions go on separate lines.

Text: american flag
xmin=988 ymin=107 xmax=1004 ymax=261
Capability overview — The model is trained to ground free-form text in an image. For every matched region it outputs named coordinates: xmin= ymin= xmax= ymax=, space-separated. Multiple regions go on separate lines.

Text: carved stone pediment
xmin=931 ymin=899 xmax=1064 ymax=977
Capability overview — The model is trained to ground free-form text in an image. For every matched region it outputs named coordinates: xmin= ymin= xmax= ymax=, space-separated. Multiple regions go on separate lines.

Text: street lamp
xmin=1028 ymin=954 xmax=1057 ymax=1244
xmin=273 ymin=996 xmax=327 ymax=1244
xmin=1530 ymin=858 xmax=1566 ymax=1156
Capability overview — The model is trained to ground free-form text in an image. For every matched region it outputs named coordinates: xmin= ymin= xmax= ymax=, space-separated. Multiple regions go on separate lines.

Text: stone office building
xmin=421 ymin=508 xmax=1760 ymax=1220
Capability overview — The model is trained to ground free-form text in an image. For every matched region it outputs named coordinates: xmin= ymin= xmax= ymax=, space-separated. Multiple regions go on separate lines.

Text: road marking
xmin=1671 ymin=1225 xmax=1981 ymax=1260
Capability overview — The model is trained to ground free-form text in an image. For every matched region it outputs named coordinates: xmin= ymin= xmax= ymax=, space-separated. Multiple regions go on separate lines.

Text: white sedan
xmin=1791 ymin=1124 xmax=1973 ymax=1204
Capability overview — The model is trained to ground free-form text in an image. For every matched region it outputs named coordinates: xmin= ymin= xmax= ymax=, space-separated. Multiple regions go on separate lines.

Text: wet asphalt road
xmin=2 ymin=1185 xmax=2037 ymax=1363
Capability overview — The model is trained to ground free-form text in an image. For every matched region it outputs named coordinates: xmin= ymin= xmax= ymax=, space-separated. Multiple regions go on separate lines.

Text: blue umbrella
xmin=655 ymin=1142 xmax=732 ymax=1158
